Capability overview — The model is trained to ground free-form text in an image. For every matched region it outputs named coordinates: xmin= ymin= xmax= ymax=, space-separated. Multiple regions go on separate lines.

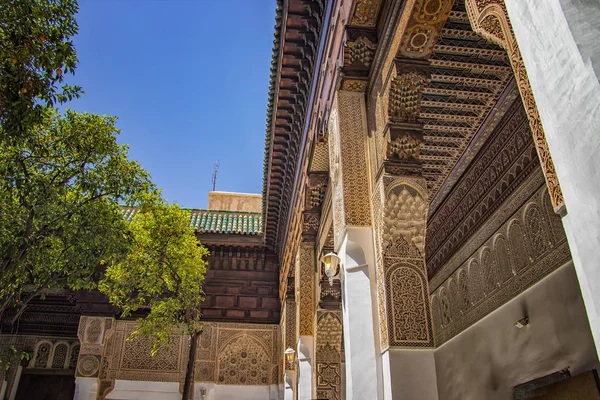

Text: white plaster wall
xmin=297 ymin=336 xmax=314 ymax=400
xmin=105 ymin=380 xmax=180 ymax=400
xmin=434 ymin=263 xmax=599 ymax=400
xmin=383 ymin=349 xmax=438 ymax=400
xmin=88 ymin=380 xmax=280 ymax=400
xmin=74 ymin=377 xmax=97 ymax=400
xmin=193 ymin=383 xmax=281 ymax=400
xmin=284 ymin=371 xmax=295 ymax=400
xmin=504 ymin=0 xmax=600 ymax=355
xmin=339 ymin=227 xmax=382 ymax=400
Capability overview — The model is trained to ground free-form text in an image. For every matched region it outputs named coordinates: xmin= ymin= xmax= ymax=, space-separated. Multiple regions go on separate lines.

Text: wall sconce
xmin=514 ymin=317 xmax=529 ymax=328
xmin=321 ymin=252 xmax=342 ymax=285
xmin=284 ymin=347 xmax=296 ymax=365
xmin=199 ymin=387 xmax=207 ymax=399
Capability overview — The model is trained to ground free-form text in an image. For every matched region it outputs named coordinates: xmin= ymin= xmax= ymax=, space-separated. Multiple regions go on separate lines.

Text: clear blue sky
xmin=66 ymin=0 xmax=276 ymax=209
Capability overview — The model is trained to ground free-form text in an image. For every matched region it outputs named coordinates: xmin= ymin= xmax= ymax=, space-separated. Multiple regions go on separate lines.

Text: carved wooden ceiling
xmin=263 ymin=0 xmax=326 ymax=254
xmin=420 ymin=1 xmax=513 ymax=208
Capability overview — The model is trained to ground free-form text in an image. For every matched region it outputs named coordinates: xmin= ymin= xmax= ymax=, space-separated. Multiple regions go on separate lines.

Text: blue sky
xmin=67 ymin=0 xmax=276 ymax=208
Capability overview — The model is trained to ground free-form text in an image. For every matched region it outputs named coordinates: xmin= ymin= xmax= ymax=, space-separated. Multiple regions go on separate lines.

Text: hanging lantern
xmin=321 ymin=252 xmax=342 ymax=285
xmin=284 ymin=347 xmax=296 ymax=365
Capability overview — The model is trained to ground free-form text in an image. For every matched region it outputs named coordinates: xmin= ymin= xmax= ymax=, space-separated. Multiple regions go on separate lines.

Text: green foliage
xmin=0 ymin=108 xmax=154 ymax=314
xmin=0 ymin=0 xmax=82 ymax=139
xmin=0 ymin=347 xmax=32 ymax=378
xmin=99 ymin=201 xmax=208 ymax=355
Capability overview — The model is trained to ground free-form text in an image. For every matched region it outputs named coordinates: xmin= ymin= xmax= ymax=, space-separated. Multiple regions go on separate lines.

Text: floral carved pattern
xmin=387 ymin=266 xmax=430 ymax=344
xmin=465 ymin=0 xmax=564 ymax=213
xmin=349 ymin=0 xmax=383 ymax=27
xmin=315 ymin=311 xmax=343 ymax=400
xmin=398 ymin=0 xmax=455 ymax=59
xmin=297 ymin=243 xmax=315 ymax=336
xmin=217 ymin=334 xmax=270 ymax=385
xmin=338 ymin=91 xmax=372 ymax=227
xmin=378 ymin=179 xmax=434 ymax=347
xmin=383 ymin=184 xmax=427 ymax=256
xmin=195 ymin=323 xmax=279 ymax=385
xmin=431 ymin=182 xmax=570 ymax=345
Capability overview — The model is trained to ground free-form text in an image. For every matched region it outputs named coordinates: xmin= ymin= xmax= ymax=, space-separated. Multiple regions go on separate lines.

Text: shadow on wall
xmin=434 ymin=262 xmax=600 ymax=400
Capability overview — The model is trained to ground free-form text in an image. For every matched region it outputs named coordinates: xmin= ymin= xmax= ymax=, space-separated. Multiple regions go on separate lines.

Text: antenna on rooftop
xmin=212 ymin=161 xmax=219 ymax=191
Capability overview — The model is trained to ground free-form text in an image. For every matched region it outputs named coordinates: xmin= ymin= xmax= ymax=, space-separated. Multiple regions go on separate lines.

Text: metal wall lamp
xmin=321 ymin=252 xmax=342 ymax=285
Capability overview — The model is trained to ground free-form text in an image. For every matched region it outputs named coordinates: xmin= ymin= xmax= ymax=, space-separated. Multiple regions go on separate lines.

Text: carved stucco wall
xmin=296 ymin=243 xmax=315 ymax=337
xmin=0 ymin=334 xmax=79 ymax=397
xmin=75 ymin=318 xmax=280 ymax=399
xmin=464 ymin=0 xmax=564 ymax=212
xmin=379 ymin=178 xmax=434 ymax=349
xmin=328 ymin=92 xmax=372 ymax=249
xmin=430 ymin=168 xmax=570 ymax=346
xmin=315 ymin=310 xmax=343 ymax=400
xmin=195 ymin=322 xmax=280 ymax=387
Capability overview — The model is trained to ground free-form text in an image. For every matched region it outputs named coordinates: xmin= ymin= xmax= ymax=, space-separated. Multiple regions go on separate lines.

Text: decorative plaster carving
xmin=465 ymin=0 xmax=564 ymax=213
xmin=78 ymin=354 xmax=100 ymax=377
xmin=371 ymin=180 xmax=389 ymax=350
xmin=284 ymin=299 xmax=297 ymax=371
xmin=297 ymin=243 xmax=315 ymax=336
xmin=432 ymin=182 xmax=570 ymax=345
xmin=193 ymin=322 xmax=279 ymax=386
xmin=337 ymin=91 xmax=372 ymax=228
xmin=387 ymin=135 xmax=422 ymax=160
xmin=315 ymin=311 xmax=343 ymax=400
xmin=387 ymin=265 xmax=431 ymax=344
xmin=217 ymin=334 xmax=270 ymax=385
xmin=0 ymin=335 xmax=78 ymax=397
xmin=427 ymin=98 xmax=538 ymax=277
xmin=310 ymin=139 xmax=330 ymax=173
xmin=377 ymin=178 xmax=434 ymax=348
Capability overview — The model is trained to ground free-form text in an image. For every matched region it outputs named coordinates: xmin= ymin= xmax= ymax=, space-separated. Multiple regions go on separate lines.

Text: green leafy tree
xmin=0 ymin=0 xmax=82 ymax=139
xmin=0 ymin=108 xmax=154 ymax=322
xmin=99 ymin=201 xmax=208 ymax=400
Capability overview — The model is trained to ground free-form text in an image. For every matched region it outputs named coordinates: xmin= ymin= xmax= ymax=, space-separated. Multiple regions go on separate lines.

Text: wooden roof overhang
xmin=262 ymin=0 xmax=327 ymax=255
xmin=417 ymin=3 xmax=514 ymax=209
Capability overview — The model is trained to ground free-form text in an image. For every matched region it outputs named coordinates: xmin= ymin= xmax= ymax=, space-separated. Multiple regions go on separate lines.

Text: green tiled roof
xmin=120 ymin=207 xmax=263 ymax=236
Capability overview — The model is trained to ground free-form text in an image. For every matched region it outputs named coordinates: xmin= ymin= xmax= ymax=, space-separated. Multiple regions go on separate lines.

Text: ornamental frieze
xmin=397 ymin=0 xmax=455 ymax=59
xmin=349 ymin=0 xmax=383 ymax=28
xmin=431 ymin=175 xmax=569 ymax=345
xmin=465 ymin=0 xmax=564 ymax=213
xmin=315 ymin=311 xmax=343 ymax=400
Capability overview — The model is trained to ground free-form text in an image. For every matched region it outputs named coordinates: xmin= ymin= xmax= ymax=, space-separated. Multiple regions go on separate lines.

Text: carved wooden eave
xmin=262 ymin=0 xmax=327 ymax=258
xmin=340 ymin=0 xmax=385 ymax=90
xmin=417 ymin=2 xmax=514 ymax=203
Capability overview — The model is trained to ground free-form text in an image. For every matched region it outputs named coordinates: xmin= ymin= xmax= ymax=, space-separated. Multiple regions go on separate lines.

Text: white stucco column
xmin=74 ymin=377 xmax=97 ymax=400
xmin=504 ymin=0 xmax=600 ymax=355
xmin=284 ymin=371 xmax=296 ymax=400
xmin=296 ymin=336 xmax=314 ymax=400
xmin=338 ymin=227 xmax=382 ymax=400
